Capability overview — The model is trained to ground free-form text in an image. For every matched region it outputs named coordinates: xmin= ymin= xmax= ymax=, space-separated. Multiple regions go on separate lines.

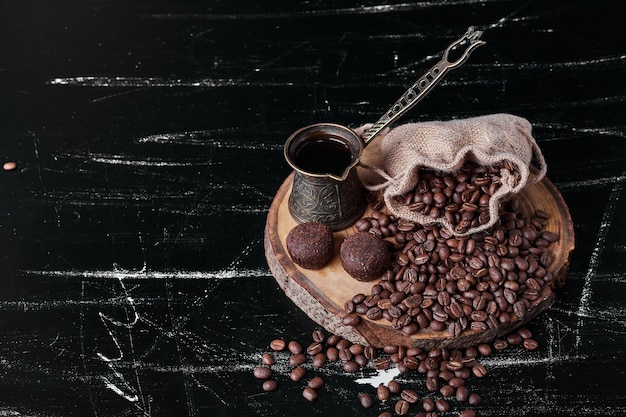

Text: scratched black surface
xmin=0 ymin=1 xmax=625 ymax=416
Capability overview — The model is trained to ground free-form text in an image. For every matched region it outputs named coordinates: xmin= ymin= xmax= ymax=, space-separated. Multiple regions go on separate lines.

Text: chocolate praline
xmin=340 ymin=231 xmax=390 ymax=281
xmin=286 ymin=222 xmax=335 ymax=270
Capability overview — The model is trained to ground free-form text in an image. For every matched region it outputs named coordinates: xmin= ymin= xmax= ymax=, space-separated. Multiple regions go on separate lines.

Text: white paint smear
xmin=22 ymin=267 xmax=271 ymax=280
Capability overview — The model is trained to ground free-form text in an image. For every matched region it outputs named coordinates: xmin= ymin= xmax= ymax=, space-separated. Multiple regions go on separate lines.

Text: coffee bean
xmin=404 ymin=355 xmax=420 ymax=370
xmin=339 ymin=349 xmax=352 ymax=361
xmin=513 ymin=300 xmax=527 ymax=319
xmin=269 ymin=339 xmax=285 ymax=351
xmin=359 ymin=392 xmax=374 ymax=408
xmin=440 ymin=384 xmax=455 ymax=397
xmin=289 ymin=353 xmax=306 ymax=367
xmin=377 ymin=383 xmax=390 ymax=401
xmin=312 ymin=352 xmax=326 ymax=368
xmin=477 ymin=343 xmax=491 ymax=356
xmin=456 ymin=385 xmax=470 ymax=402
xmin=448 ymin=377 xmax=465 ymax=388
xmin=307 ymin=342 xmax=323 ymax=356
xmin=506 ymin=333 xmax=523 ymax=345
xmin=343 ymin=360 xmax=360 ymax=373
xmin=426 ymin=376 xmax=439 ymax=392
xmin=469 ymin=363 xmax=486 ymax=377
xmin=419 ymin=398 xmax=433 ymax=413
xmin=288 ymin=340 xmax=302 ymax=354
xmin=326 ymin=347 xmax=339 ymax=362
xmin=354 ymin=354 xmax=368 ymax=367
xmin=364 ymin=345 xmax=376 ymax=360
xmin=343 ymin=313 xmax=361 ymax=326
xmin=523 ymin=338 xmax=539 ymax=350
xmin=459 ymin=410 xmax=477 ymax=417
xmin=261 ymin=353 xmax=275 ymax=366
xmin=378 ymin=413 xmax=393 ymax=417
xmin=367 ymin=307 xmax=384 ymax=320
xmin=388 ymin=380 xmax=401 ymax=394
xmin=290 ymin=366 xmax=306 ymax=382
xmin=302 ymin=387 xmax=317 ymax=402
xmin=435 ymin=398 xmax=450 ymax=412
xmin=468 ymin=392 xmax=481 ymax=406
xmin=262 ymin=379 xmax=277 ymax=392
xmin=312 ymin=329 xmax=325 ymax=343
xmin=253 ymin=366 xmax=272 ymax=379
xmin=349 ymin=344 xmax=364 ymax=356
xmin=493 ymin=339 xmax=508 ymax=350
xmin=308 ymin=376 xmax=324 ymax=390
xmin=373 ymin=357 xmax=390 ymax=370
xmin=401 ymin=389 xmax=419 ymax=404
xmin=395 ymin=399 xmax=410 ymax=415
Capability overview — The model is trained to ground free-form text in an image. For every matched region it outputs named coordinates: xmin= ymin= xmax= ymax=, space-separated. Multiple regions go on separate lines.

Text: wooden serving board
xmin=264 ymin=173 xmax=574 ymax=349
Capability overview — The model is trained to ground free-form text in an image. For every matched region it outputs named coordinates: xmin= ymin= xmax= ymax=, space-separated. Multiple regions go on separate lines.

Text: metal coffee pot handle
xmin=360 ymin=26 xmax=485 ymax=145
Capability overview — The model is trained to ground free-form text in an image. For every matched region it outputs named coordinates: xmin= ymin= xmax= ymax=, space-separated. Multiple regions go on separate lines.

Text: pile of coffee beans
xmin=347 ymin=196 xmax=556 ymax=338
xmin=253 ymin=326 xmax=539 ymax=416
xmin=395 ymin=160 xmax=520 ymax=234
xmin=254 ymin=162 xmax=558 ymax=415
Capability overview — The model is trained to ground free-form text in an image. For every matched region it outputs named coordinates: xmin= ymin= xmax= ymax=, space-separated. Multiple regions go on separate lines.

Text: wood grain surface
xmin=265 ymin=171 xmax=574 ymax=349
xmin=0 ymin=1 xmax=624 ymax=416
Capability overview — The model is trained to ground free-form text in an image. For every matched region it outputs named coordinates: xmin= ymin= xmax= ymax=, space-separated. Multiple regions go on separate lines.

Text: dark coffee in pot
xmin=292 ymin=135 xmax=353 ymax=177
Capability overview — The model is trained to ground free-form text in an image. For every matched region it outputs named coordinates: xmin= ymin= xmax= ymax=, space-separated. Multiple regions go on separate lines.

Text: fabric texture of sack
xmin=366 ymin=113 xmax=546 ymax=236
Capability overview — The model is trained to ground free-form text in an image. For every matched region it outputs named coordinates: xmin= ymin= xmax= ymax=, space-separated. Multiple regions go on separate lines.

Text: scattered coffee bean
xmin=289 ymin=353 xmax=306 ymax=367
xmin=401 ymin=389 xmax=419 ymax=404
xmin=288 ymin=340 xmax=302 ymax=354
xmin=523 ymin=338 xmax=539 ymax=350
xmin=308 ymin=376 xmax=324 ymax=390
xmin=468 ymin=392 xmax=481 ymax=406
xmin=493 ymin=339 xmax=508 ymax=350
xmin=422 ymin=398 xmax=435 ymax=412
xmin=326 ymin=346 xmax=339 ymax=362
xmin=302 ymin=387 xmax=318 ymax=402
xmin=343 ymin=360 xmax=360 ymax=373
xmin=312 ymin=329 xmax=325 ymax=343
xmin=459 ymin=409 xmax=477 ymax=417
xmin=359 ymin=392 xmax=374 ymax=409
xmin=472 ymin=364 xmax=487 ymax=378
xmin=261 ymin=353 xmax=275 ymax=366
xmin=440 ymin=384 xmax=455 ymax=397
xmin=2 ymin=162 xmax=16 ymax=171
xmin=435 ymin=398 xmax=450 ymax=412
xmin=388 ymin=380 xmax=401 ymax=394
xmin=395 ymin=399 xmax=410 ymax=415
xmin=262 ymin=379 xmax=278 ymax=392
xmin=253 ymin=366 xmax=272 ymax=380
xmin=377 ymin=384 xmax=391 ymax=401
xmin=456 ymin=385 xmax=469 ymax=402
xmin=269 ymin=339 xmax=285 ymax=351
xmin=343 ymin=313 xmax=361 ymax=326
xmin=307 ymin=342 xmax=323 ymax=356
xmin=312 ymin=352 xmax=326 ymax=368
xmin=290 ymin=366 xmax=306 ymax=382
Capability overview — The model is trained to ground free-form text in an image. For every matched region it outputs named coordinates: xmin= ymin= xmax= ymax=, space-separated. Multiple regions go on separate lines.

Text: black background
xmin=0 ymin=1 xmax=625 ymax=416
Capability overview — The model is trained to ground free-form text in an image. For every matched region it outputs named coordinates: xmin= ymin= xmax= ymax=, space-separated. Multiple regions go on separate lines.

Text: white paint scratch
xmin=22 ymin=267 xmax=271 ymax=280
xmin=575 ymin=171 xmax=624 ymax=348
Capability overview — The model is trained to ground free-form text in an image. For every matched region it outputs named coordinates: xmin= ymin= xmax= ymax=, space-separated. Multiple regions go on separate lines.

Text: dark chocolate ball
xmin=340 ymin=231 xmax=390 ymax=281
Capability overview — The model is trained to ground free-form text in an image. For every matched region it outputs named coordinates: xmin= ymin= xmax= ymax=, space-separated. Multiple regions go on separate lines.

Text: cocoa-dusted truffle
xmin=286 ymin=222 xmax=335 ymax=270
xmin=340 ymin=232 xmax=390 ymax=281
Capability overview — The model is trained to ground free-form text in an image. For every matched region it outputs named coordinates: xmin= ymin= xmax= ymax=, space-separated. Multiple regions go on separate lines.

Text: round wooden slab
xmin=264 ymin=173 xmax=574 ymax=349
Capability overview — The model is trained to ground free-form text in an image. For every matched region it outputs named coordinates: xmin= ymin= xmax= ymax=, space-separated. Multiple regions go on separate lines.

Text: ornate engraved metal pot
xmin=284 ymin=123 xmax=366 ymax=231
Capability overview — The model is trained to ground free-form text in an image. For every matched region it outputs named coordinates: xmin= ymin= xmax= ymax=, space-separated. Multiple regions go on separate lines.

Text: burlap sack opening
xmin=365 ymin=113 xmax=547 ymax=236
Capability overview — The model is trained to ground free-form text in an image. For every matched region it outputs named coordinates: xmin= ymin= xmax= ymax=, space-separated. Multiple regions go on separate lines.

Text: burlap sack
xmin=366 ymin=113 xmax=546 ymax=236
